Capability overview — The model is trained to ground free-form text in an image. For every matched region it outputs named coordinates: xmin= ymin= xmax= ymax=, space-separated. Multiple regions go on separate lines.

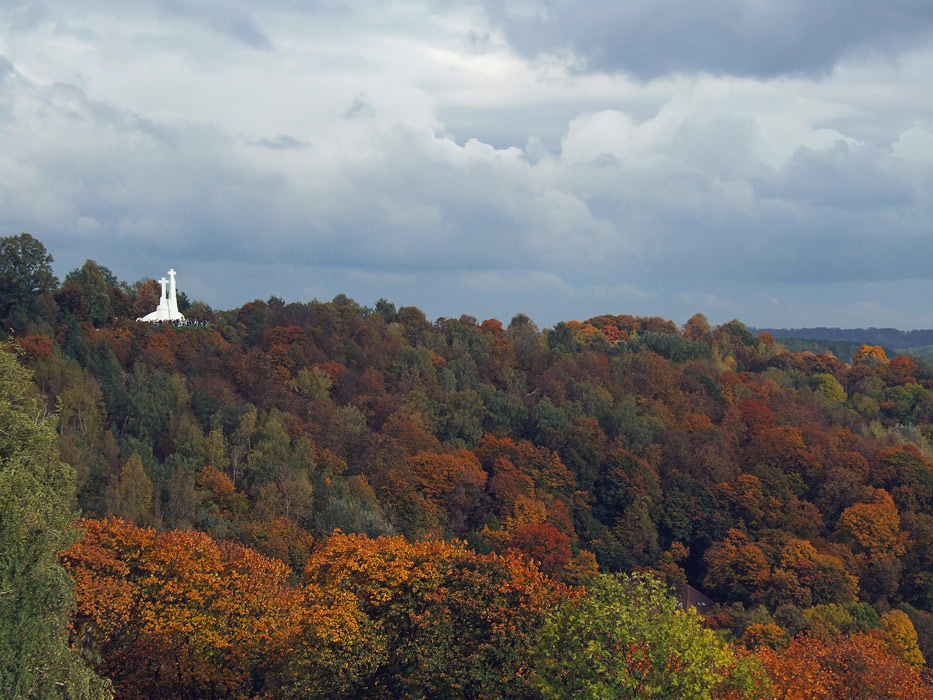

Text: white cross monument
xmin=137 ymin=269 xmax=186 ymax=322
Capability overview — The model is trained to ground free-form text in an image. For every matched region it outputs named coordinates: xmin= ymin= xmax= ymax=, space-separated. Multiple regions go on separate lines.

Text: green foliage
xmin=0 ymin=233 xmax=58 ymax=333
xmin=107 ymin=453 xmax=154 ymax=525
xmin=0 ymin=345 xmax=110 ymax=699
xmin=65 ymin=260 xmax=116 ymax=326
xmin=532 ymin=573 xmax=767 ymax=700
xmin=631 ymin=331 xmax=713 ymax=363
xmin=123 ymin=365 xmax=187 ymax=445
xmin=723 ymin=320 xmax=757 ymax=347
xmin=811 ymin=373 xmax=847 ymax=403
xmin=882 ymin=608 xmax=926 ymax=666
xmin=897 ymin=603 xmax=933 ymax=667
xmin=777 ymin=337 xmax=863 ymax=363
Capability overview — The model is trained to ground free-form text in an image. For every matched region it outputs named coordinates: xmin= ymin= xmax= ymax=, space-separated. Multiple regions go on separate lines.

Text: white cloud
xmin=893 ymin=126 xmax=933 ymax=165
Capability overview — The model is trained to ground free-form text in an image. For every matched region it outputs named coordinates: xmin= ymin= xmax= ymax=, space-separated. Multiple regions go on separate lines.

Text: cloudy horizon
xmin=2 ymin=1 xmax=932 ymax=329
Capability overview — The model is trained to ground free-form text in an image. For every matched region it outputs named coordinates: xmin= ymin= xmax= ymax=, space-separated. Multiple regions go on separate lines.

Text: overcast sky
xmin=2 ymin=1 xmax=932 ymax=329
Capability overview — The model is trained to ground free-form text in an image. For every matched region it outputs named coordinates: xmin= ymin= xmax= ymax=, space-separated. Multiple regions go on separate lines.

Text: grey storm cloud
xmin=482 ymin=0 xmax=933 ymax=78
xmin=764 ymin=141 xmax=917 ymax=210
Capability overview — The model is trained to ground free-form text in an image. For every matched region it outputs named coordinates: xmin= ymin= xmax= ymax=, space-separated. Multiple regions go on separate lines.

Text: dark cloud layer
xmin=483 ymin=1 xmax=933 ymax=78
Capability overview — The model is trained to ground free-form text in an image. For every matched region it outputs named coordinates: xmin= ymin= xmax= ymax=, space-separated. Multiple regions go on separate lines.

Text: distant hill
xmin=754 ymin=327 xmax=933 ymax=362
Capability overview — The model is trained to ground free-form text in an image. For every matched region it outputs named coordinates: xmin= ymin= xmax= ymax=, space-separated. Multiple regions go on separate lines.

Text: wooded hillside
xmin=5 ymin=233 xmax=933 ymax=698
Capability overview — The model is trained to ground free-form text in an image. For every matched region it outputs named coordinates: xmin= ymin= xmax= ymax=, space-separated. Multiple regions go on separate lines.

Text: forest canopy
xmin=5 ymin=233 xmax=933 ymax=698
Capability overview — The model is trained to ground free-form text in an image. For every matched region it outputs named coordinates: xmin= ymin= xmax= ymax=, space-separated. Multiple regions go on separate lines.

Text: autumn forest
xmin=5 ymin=232 xmax=933 ymax=699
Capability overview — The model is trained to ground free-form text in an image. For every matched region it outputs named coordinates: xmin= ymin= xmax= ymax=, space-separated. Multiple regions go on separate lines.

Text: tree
xmin=0 ymin=233 xmax=58 ymax=332
xmin=853 ymin=344 xmax=888 ymax=366
xmin=508 ymin=521 xmax=572 ymax=576
xmin=0 ymin=344 xmax=110 ymax=699
xmin=65 ymin=260 xmax=116 ymax=326
xmin=302 ymin=531 xmax=568 ymax=699
xmin=106 ymin=453 xmax=154 ymax=525
xmin=880 ymin=609 xmax=925 ymax=667
xmin=64 ymin=518 xmax=298 ymax=700
xmin=129 ymin=279 xmax=161 ymax=320
xmin=405 ymin=450 xmax=487 ymax=536
xmin=756 ymin=634 xmax=933 ymax=700
xmin=704 ymin=530 xmax=771 ymax=603
xmin=683 ymin=313 xmax=711 ymax=342
xmin=276 ymin=583 xmax=386 ymax=699
xmin=811 ymin=373 xmax=847 ymax=403
xmin=777 ymin=538 xmax=858 ymax=607
xmin=836 ymin=489 xmax=905 ymax=601
xmin=532 ymin=573 xmax=766 ymax=700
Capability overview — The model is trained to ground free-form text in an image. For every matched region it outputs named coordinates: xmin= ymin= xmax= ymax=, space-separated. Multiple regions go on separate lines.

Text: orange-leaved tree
xmin=299 ymin=531 xmax=571 ymax=699
xmin=835 ymin=488 xmax=905 ymax=602
xmin=63 ymin=518 xmax=300 ymax=700
xmin=853 ymin=344 xmax=888 ymax=366
xmin=755 ymin=634 xmax=933 ymax=699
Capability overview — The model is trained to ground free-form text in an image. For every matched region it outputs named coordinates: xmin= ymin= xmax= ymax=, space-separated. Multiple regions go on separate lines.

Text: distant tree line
xmin=757 ymin=326 xmax=933 ymax=353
